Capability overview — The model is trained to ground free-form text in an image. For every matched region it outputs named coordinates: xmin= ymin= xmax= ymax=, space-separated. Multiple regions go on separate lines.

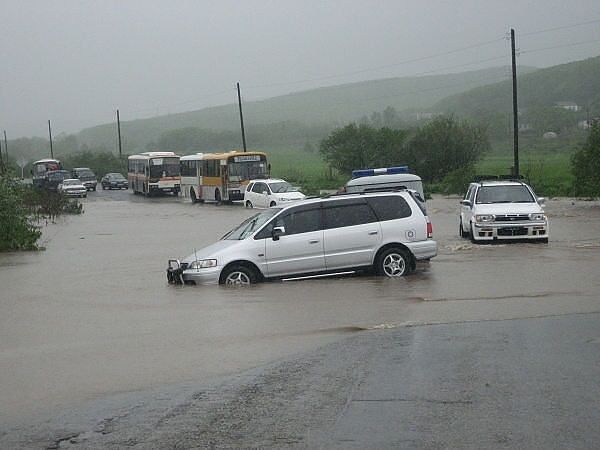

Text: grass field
xmin=260 ymin=131 xmax=586 ymax=196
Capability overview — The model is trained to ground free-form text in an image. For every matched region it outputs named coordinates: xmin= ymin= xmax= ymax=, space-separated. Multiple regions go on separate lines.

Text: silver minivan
xmin=167 ymin=191 xmax=437 ymax=285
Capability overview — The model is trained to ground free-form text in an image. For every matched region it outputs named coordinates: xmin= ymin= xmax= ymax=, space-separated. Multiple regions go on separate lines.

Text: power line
xmin=520 ymin=38 xmax=600 ymax=55
xmin=520 ymin=18 xmax=600 ymax=37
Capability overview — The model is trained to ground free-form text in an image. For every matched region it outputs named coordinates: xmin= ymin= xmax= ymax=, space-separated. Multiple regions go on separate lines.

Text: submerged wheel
xmin=220 ymin=265 xmax=258 ymax=286
xmin=269 ymin=201 xmax=276 ymax=207
xmin=215 ymin=189 xmax=222 ymax=204
xmin=246 ymin=200 xmax=253 ymax=208
xmin=376 ymin=247 xmax=410 ymax=277
xmin=190 ymin=188 xmax=197 ymax=203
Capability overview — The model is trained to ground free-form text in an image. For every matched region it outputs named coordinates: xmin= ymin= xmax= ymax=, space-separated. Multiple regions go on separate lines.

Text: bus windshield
xmin=149 ymin=157 xmax=180 ymax=177
xmin=229 ymin=161 xmax=268 ymax=180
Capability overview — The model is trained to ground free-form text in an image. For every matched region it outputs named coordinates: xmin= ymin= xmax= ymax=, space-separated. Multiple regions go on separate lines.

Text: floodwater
xmin=1 ymin=189 xmax=599 ymax=430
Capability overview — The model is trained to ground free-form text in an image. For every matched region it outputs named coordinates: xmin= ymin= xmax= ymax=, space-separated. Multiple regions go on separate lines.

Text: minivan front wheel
xmin=220 ymin=265 xmax=258 ymax=285
xmin=376 ymin=247 xmax=410 ymax=277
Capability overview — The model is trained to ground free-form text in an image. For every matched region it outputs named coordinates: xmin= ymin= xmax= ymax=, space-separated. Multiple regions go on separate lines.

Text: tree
xmin=407 ymin=116 xmax=489 ymax=182
xmin=571 ymin=122 xmax=600 ymax=196
xmin=319 ymin=124 xmax=409 ymax=175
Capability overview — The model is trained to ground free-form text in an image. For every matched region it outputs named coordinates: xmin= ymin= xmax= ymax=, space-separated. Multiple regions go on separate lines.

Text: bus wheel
xmin=215 ymin=189 xmax=221 ymax=204
xmin=190 ymin=188 xmax=197 ymax=203
xmin=246 ymin=200 xmax=253 ymax=208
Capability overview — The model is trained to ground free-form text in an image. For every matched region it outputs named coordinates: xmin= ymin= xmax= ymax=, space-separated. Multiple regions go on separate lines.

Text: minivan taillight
xmin=426 ymin=218 xmax=433 ymax=239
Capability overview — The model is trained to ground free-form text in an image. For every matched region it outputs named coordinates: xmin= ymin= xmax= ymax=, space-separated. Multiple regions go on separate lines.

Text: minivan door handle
xmin=368 ymin=231 xmax=379 ymax=235
xmin=308 ymin=239 xmax=320 ymax=244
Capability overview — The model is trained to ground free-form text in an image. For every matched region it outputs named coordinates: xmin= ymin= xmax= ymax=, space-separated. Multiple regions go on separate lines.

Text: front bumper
xmin=63 ymin=190 xmax=87 ymax=197
xmin=167 ymin=259 xmax=221 ymax=285
xmin=472 ymin=220 xmax=549 ymax=240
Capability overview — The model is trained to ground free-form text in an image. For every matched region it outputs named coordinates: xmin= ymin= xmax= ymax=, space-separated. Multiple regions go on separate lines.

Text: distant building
xmin=555 ymin=101 xmax=580 ymax=112
xmin=415 ymin=112 xmax=436 ymax=121
xmin=578 ymin=118 xmax=600 ymax=129
xmin=543 ymin=131 xmax=558 ymax=139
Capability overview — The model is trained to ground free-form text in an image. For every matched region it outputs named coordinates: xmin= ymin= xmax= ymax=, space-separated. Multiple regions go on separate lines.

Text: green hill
xmin=435 ymin=55 xmax=600 ymax=119
xmin=77 ymin=66 xmax=529 ymax=152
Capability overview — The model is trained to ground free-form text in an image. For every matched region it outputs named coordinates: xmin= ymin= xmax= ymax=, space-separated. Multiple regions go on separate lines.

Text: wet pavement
xmin=1 ymin=189 xmax=599 ymax=448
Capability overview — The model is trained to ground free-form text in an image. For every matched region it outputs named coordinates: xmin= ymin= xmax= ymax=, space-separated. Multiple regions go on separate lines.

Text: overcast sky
xmin=1 ymin=0 xmax=599 ymax=138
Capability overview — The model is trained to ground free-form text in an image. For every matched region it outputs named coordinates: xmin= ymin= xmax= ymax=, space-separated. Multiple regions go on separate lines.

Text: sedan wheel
xmin=246 ymin=200 xmax=253 ymax=208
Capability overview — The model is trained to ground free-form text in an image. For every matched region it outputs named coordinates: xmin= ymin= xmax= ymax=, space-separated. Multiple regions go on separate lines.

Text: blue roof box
xmin=351 ymin=166 xmax=410 ymax=179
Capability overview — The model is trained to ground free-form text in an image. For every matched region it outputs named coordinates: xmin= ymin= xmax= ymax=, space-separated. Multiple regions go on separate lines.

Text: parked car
xmin=44 ymin=170 xmax=71 ymax=192
xmin=58 ymin=178 xmax=87 ymax=198
xmin=71 ymin=167 xmax=98 ymax=191
xmin=344 ymin=166 xmax=425 ymax=198
xmin=101 ymin=172 xmax=128 ymax=190
xmin=459 ymin=180 xmax=549 ymax=242
xmin=244 ymin=178 xmax=306 ymax=208
xmin=167 ymin=190 xmax=437 ymax=285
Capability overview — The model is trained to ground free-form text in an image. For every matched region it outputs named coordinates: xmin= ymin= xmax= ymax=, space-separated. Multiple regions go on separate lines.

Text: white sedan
xmin=58 ymin=178 xmax=87 ymax=198
xmin=244 ymin=178 xmax=305 ymax=208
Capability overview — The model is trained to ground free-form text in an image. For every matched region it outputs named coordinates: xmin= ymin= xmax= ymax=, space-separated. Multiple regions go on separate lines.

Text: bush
xmin=0 ymin=177 xmax=41 ymax=251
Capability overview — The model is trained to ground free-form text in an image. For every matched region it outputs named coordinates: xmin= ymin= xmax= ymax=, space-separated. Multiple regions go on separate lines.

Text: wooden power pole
xmin=237 ymin=82 xmax=248 ymax=152
xmin=511 ymin=28 xmax=519 ymax=178
xmin=48 ymin=120 xmax=54 ymax=159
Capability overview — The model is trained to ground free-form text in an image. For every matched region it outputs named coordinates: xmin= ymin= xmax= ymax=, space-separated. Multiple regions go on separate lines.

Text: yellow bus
xmin=127 ymin=151 xmax=181 ymax=196
xmin=180 ymin=150 xmax=268 ymax=203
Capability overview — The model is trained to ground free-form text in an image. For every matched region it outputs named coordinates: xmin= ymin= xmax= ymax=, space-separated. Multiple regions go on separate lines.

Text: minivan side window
xmin=252 ymin=182 xmax=266 ymax=194
xmin=367 ymin=196 xmax=412 ymax=221
xmin=275 ymin=208 xmax=321 ymax=235
xmin=323 ymin=203 xmax=378 ymax=229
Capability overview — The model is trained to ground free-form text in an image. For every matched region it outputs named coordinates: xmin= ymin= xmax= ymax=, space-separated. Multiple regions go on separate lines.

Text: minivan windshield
xmin=476 ymin=185 xmax=534 ymax=204
xmin=222 ymin=208 xmax=281 ymax=240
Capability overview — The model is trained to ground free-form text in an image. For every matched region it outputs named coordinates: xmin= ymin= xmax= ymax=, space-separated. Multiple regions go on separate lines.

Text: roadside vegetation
xmin=0 ymin=172 xmax=83 ymax=251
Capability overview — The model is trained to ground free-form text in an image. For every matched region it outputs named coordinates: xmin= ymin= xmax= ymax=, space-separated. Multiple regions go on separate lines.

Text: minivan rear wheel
xmin=220 ymin=265 xmax=258 ymax=285
xmin=376 ymin=247 xmax=410 ymax=277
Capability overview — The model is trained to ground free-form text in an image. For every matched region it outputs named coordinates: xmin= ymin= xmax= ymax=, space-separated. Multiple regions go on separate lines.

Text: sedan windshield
xmin=268 ymin=182 xmax=296 ymax=193
xmin=476 ymin=185 xmax=535 ymax=204
xmin=223 ymin=208 xmax=281 ymax=240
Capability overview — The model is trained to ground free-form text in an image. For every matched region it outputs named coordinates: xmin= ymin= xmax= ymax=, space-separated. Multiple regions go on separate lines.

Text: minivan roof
xmin=346 ymin=173 xmax=422 ymax=186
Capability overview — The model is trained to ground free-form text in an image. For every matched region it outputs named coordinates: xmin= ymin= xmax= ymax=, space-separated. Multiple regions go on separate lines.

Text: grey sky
xmin=2 ymin=0 xmax=600 ymax=138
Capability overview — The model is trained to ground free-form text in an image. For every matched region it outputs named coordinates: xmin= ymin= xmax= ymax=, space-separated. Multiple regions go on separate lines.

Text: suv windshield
xmin=476 ymin=185 xmax=534 ymax=204
xmin=223 ymin=208 xmax=281 ymax=240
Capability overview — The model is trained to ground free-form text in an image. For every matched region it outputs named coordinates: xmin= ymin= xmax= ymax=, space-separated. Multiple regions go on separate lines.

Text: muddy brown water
xmin=1 ymin=189 xmax=599 ymax=428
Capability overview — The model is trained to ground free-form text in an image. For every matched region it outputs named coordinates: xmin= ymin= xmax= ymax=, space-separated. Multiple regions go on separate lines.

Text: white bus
xmin=127 ymin=151 xmax=181 ymax=196
xmin=180 ymin=150 xmax=269 ymax=203
xmin=31 ymin=158 xmax=63 ymax=189
xmin=344 ymin=166 xmax=424 ymax=198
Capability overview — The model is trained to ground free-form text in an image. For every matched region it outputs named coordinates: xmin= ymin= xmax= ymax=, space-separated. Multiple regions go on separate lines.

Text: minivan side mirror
xmin=460 ymin=199 xmax=472 ymax=207
xmin=272 ymin=226 xmax=285 ymax=241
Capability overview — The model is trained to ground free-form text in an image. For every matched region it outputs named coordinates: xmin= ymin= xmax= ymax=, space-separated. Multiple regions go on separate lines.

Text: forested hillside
xmin=77 ymin=66 xmax=526 ymax=152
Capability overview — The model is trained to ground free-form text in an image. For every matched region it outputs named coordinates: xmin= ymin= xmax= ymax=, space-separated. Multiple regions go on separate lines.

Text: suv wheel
xmin=459 ymin=218 xmax=469 ymax=238
xmin=376 ymin=247 xmax=410 ymax=277
xmin=220 ymin=265 xmax=257 ymax=285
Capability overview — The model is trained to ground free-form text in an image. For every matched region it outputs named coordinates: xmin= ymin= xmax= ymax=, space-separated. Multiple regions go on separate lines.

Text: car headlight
xmin=188 ymin=259 xmax=217 ymax=269
xmin=475 ymin=214 xmax=495 ymax=222
xmin=279 ymin=197 xmax=291 ymax=201
xmin=529 ymin=213 xmax=546 ymax=221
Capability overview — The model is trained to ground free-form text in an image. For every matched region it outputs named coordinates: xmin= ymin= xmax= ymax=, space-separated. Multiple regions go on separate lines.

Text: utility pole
xmin=116 ymin=109 xmax=123 ymax=159
xmin=511 ymin=28 xmax=519 ymax=178
xmin=48 ymin=120 xmax=54 ymax=159
xmin=3 ymin=130 xmax=7 ymax=163
xmin=237 ymin=82 xmax=247 ymax=152
xmin=0 ymin=131 xmax=5 ymax=175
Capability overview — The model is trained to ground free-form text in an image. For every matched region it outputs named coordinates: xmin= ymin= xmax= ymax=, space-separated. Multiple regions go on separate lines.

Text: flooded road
xmin=1 ymin=189 xmax=599 ymax=435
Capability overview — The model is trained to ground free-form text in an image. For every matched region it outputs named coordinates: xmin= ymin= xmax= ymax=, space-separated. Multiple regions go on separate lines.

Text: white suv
xmin=168 ymin=190 xmax=437 ymax=285
xmin=459 ymin=180 xmax=549 ymax=242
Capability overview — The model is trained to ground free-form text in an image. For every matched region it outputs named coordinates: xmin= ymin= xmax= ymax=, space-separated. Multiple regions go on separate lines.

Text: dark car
xmin=45 ymin=170 xmax=71 ymax=192
xmin=71 ymin=167 xmax=98 ymax=191
xmin=101 ymin=173 xmax=128 ymax=190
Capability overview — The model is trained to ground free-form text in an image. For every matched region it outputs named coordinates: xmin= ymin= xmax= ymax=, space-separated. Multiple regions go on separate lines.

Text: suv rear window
xmin=367 ymin=195 xmax=412 ymax=221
